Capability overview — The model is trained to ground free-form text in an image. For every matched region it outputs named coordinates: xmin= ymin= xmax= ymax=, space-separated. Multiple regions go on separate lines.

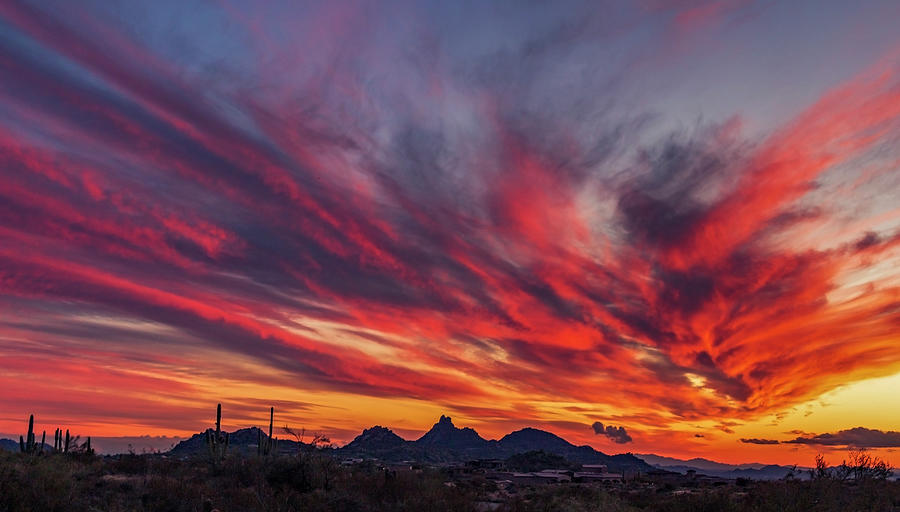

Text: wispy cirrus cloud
xmin=0 ymin=0 xmax=898 ymax=450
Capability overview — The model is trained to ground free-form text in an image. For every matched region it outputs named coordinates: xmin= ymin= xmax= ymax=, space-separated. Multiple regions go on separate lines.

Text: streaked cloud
xmin=0 ymin=0 xmax=898 ymax=461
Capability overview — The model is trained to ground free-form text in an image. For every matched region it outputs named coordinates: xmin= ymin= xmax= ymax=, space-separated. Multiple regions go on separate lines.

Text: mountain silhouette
xmin=634 ymin=453 xmax=809 ymax=480
xmin=166 ymin=415 xmax=653 ymax=472
xmin=346 ymin=426 xmax=407 ymax=450
xmin=170 ymin=427 xmax=297 ymax=456
xmin=416 ymin=415 xmax=492 ymax=451
xmin=336 ymin=416 xmax=653 ymax=472
xmin=0 ymin=439 xmax=20 ymax=451
xmin=0 ymin=438 xmax=61 ymax=453
xmin=499 ymin=427 xmax=573 ymax=453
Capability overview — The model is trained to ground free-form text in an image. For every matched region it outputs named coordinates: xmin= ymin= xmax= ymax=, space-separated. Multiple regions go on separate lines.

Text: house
xmin=466 ymin=459 xmax=505 ymax=471
xmin=510 ymin=471 xmax=572 ymax=485
xmin=574 ymin=471 xmax=623 ymax=483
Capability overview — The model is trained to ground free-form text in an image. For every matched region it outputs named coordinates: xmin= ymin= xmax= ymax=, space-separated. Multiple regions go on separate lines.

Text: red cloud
xmin=0 ymin=0 xmax=898 ymax=451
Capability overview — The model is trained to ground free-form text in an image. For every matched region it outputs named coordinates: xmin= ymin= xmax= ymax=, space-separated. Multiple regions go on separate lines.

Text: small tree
xmin=811 ymin=453 xmax=830 ymax=480
xmin=815 ymin=449 xmax=893 ymax=482
xmin=842 ymin=449 xmax=892 ymax=482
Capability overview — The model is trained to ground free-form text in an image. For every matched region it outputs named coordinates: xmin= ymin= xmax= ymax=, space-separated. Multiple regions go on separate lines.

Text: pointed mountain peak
xmin=416 ymin=415 xmax=487 ymax=448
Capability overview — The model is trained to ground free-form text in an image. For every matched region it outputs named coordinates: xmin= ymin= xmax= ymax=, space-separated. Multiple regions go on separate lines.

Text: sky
xmin=0 ymin=0 xmax=899 ymax=465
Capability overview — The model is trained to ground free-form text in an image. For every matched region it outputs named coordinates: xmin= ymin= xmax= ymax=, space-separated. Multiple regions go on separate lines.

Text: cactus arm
xmin=215 ymin=403 xmax=221 ymax=439
xmin=26 ymin=415 xmax=34 ymax=453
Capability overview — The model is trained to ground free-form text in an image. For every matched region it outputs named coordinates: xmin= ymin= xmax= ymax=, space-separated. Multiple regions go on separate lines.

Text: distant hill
xmin=170 ymin=427 xmax=299 ymax=456
xmin=0 ymin=438 xmax=55 ymax=453
xmin=635 ymin=453 xmax=768 ymax=471
xmin=634 ymin=453 xmax=809 ymax=480
xmin=340 ymin=426 xmax=434 ymax=461
xmin=345 ymin=426 xmax=407 ymax=450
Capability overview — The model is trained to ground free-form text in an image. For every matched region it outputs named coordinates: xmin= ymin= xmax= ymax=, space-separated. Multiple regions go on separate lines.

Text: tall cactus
xmin=206 ymin=403 xmax=228 ymax=463
xmin=45 ymin=425 xmax=88 ymax=456
xmin=20 ymin=415 xmax=36 ymax=454
xmin=258 ymin=406 xmax=277 ymax=456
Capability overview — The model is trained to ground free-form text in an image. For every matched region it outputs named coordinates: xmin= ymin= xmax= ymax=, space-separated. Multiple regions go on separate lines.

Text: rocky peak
xmin=416 ymin=415 xmax=487 ymax=449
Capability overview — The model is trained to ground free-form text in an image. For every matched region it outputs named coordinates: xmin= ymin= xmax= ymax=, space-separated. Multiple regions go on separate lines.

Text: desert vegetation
xmin=2 ymin=447 xmax=898 ymax=512
xmin=1 ymin=409 xmax=897 ymax=512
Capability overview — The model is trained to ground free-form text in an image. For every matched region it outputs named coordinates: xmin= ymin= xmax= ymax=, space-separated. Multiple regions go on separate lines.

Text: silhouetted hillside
xmin=634 ymin=453 xmax=809 ymax=480
xmin=499 ymin=427 xmax=650 ymax=470
xmin=334 ymin=416 xmax=654 ymax=472
xmin=166 ymin=415 xmax=654 ymax=472
xmin=170 ymin=427 xmax=298 ymax=456
xmin=345 ymin=426 xmax=407 ymax=450
xmin=416 ymin=415 xmax=490 ymax=450
xmin=0 ymin=439 xmax=53 ymax=453
xmin=636 ymin=453 xmax=768 ymax=471
xmin=505 ymin=450 xmax=578 ymax=472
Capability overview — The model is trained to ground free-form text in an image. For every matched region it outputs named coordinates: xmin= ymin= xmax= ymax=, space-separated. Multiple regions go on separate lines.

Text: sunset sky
xmin=1 ymin=0 xmax=899 ymax=466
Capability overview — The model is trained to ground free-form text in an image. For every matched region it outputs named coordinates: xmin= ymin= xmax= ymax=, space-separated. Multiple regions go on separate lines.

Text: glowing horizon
xmin=1 ymin=0 xmax=899 ymax=467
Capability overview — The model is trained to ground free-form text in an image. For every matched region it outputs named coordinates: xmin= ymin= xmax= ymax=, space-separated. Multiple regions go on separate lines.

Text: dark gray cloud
xmin=740 ymin=438 xmax=780 ymax=445
xmin=785 ymin=428 xmax=900 ymax=448
xmin=592 ymin=422 xmax=632 ymax=444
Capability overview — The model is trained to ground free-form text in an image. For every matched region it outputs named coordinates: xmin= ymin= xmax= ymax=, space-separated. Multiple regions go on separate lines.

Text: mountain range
xmin=5 ymin=417 xmax=813 ymax=479
xmin=329 ymin=415 xmax=653 ymax=472
xmin=166 ymin=415 xmax=653 ymax=472
xmin=635 ymin=453 xmax=810 ymax=480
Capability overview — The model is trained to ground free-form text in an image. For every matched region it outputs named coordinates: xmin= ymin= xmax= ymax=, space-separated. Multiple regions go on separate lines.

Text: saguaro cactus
xmin=20 ymin=415 xmax=36 ymax=454
xmin=206 ymin=403 xmax=229 ymax=463
xmin=258 ymin=407 xmax=278 ymax=456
